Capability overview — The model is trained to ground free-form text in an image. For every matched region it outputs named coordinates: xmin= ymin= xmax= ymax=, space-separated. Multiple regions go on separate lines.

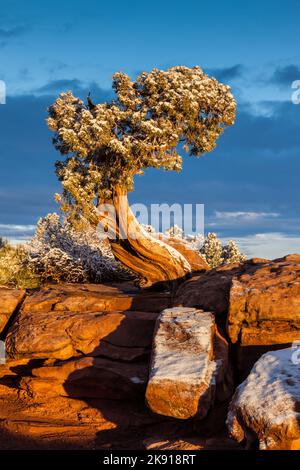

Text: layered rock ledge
xmin=0 ymin=286 xmax=26 ymax=334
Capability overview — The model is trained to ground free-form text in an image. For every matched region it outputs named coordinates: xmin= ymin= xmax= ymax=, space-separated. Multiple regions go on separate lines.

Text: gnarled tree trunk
xmin=97 ymin=186 xmax=192 ymax=288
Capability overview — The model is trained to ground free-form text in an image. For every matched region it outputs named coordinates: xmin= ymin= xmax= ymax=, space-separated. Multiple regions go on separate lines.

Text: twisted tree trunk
xmin=97 ymin=186 xmax=191 ymax=288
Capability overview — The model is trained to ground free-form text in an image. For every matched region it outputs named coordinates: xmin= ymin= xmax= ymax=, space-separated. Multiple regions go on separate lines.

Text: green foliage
xmin=48 ymin=66 xmax=236 ymax=223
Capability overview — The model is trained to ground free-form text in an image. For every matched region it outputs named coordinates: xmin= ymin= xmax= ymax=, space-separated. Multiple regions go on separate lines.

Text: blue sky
xmin=0 ymin=0 xmax=300 ymax=257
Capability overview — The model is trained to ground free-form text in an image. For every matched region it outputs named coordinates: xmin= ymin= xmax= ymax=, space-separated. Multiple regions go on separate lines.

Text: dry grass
xmin=0 ymin=238 xmax=40 ymax=289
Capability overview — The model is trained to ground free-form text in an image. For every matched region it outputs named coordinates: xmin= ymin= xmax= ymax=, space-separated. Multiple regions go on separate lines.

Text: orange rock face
xmin=21 ymin=282 xmax=171 ymax=314
xmin=227 ymin=254 xmax=300 ymax=344
xmin=0 ymin=286 xmax=26 ymax=334
xmin=174 ymin=262 xmax=244 ymax=314
xmin=3 ymin=254 xmax=300 ymax=451
xmin=0 ymin=282 xmax=236 ymax=450
xmin=0 ymin=358 xmax=239 ymax=450
xmin=6 ymin=283 xmax=166 ymax=361
xmin=6 ymin=309 xmax=158 ymax=361
xmin=20 ymin=356 xmax=149 ymax=400
xmin=175 ymin=255 xmax=300 ymax=374
xmin=227 ymin=255 xmax=300 ymax=374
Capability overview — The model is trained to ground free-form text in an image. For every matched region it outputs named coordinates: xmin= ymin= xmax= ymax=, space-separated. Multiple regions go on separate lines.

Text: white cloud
xmin=214 ymin=211 xmax=280 ymax=221
xmin=0 ymin=224 xmax=36 ymax=231
xmin=222 ymin=232 xmax=300 ymax=259
xmin=0 ymin=224 xmax=36 ymax=244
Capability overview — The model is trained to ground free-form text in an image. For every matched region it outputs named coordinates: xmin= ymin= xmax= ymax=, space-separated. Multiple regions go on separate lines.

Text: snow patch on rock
xmin=227 ymin=347 xmax=300 ymax=450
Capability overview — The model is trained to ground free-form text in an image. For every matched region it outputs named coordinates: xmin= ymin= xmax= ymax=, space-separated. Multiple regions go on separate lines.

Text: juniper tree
xmin=48 ymin=66 xmax=236 ymax=287
xmin=222 ymin=239 xmax=247 ymax=264
xmin=200 ymin=232 xmax=224 ymax=268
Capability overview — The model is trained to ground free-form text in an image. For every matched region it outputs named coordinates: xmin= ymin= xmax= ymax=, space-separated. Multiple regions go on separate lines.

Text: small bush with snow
xmin=222 ymin=239 xmax=247 ymax=265
xmin=26 ymin=213 xmax=133 ymax=283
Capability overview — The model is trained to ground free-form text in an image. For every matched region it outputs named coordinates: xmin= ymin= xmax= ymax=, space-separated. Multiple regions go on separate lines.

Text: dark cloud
xmin=0 ymin=83 xmax=111 ymax=228
xmin=37 ymin=79 xmax=82 ymax=93
xmin=271 ymin=65 xmax=300 ymax=87
xmin=133 ymin=65 xmax=245 ymax=84
xmin=205 ymin=64 xmax=244 ymax=82
xmin=1 ymin=91 xmax=300 ymax=241
xmin=35 ymin=79 xmax=113 ymax=102
xmin=0 ymin=94 xmax=60 ymax=226
xmin=224 ymin=100 xmax=300 ymax=153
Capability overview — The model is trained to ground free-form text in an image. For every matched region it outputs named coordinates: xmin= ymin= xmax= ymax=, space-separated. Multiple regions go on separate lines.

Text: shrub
xmin=200 ymin=232 xmax=224 ymax=268
xmin=200 ymin=233 xmax=246 ymax=268
xmin=222 ymin=239 xmax=247 ymax=264
xmin=26 ymin=213 xmax=133 ymax=283
xmin=0 ymin=242 xmax=40 ymax=289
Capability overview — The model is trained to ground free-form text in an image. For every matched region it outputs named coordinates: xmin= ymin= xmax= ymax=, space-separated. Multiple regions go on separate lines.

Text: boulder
xmin=227 ymin=255 xmax=300 ymax=344
xmin=20 ymin=356 xmax=149 ymax=400
xmin=227 ymin=255 xmax=300 ymax=374
xmin=6 ymin=281 xmax=172 ymax=361
xmin=227 ymin=347 xmax=300 ymax=450
xmin=0 ymin=286 xmax=26 ymax=334
xmin=174 ymin=261 xmax=245 ymax=314
xmin=21 ymin=282 xmax=171 ymax=315
xmin=175 ymin=255 xmax=300 ymax=374
xmin=145 ymin=307 xmax=232 ymax=420
xmin=6 ymin=309 xmax=158 ymax=361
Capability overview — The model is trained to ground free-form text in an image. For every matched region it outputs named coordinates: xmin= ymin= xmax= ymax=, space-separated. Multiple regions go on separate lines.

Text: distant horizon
xmin=3 ymin=219 xmax=300 ymax=260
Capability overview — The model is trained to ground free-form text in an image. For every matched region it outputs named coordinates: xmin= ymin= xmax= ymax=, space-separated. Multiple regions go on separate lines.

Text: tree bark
xmin=97 ymin=186 xmax=192 ymax=288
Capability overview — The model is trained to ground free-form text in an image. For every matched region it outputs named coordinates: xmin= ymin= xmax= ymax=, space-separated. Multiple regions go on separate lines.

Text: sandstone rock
xmin=227 ymin=255 xmax=300 ymax=344
xmin=21 ymin=282 xmax=171 ymax=315
xmin=175 ymin=255 xmax=300 ymax=374
xmin=227 ymin=255 xmax=300 ymax=375
xmin=0 ymin=377 xmax=165 ymax=449
xmin=6 ymin=309 xmax=157 ymax=361
xmin=154 ymin=234 xmax=209 ymax=272
xmin=6 ymin=281 xmax=172 ymax=361
xmin=20 ymin=356 xmax=149 ymax=400
xmin=227 ymin=347 xmax=300 ymax=450
xmin=0 ymin=374 xmax=238 ymax=450
xmin=0 ymin=286 xmax=26 ymax=334
xmin=174 ymin=262 xmax=244 ymax=314
xmin=146 ymin=307 xmax=232 ymax=420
